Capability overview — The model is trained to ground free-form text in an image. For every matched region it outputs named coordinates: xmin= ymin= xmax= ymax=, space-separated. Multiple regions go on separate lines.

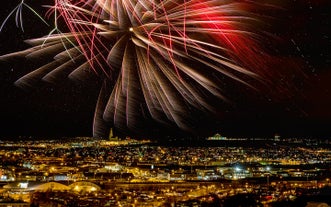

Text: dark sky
xmin=0 ymin=0 xmax=330 ymax=139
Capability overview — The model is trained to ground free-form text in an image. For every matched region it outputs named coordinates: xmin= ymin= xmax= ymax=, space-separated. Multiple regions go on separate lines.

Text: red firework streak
xmin=192 ymin=1 xmax=272 ymax=80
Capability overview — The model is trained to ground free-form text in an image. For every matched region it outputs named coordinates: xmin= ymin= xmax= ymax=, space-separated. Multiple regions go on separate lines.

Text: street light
xmin=266 ymin=173 xmax=270 ymax=188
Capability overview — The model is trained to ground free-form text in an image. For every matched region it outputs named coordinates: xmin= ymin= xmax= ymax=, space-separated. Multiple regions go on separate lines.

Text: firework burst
xmin=1 ymin=0 xmax=284 ymax=137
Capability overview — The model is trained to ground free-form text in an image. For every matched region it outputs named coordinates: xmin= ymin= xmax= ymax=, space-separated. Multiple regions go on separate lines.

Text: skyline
xmin=0 ymin=0 xmax=330 ymax=139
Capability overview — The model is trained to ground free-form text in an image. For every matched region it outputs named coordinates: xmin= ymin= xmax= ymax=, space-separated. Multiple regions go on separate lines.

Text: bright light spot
xmin=19 ymin=182 xmax=28 ymax=188
xmin=129 ymin=27 xmax=133 ymax=32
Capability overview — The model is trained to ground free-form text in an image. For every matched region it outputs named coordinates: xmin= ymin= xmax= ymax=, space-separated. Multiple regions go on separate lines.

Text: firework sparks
xmin=1 ymin=0 xmax=285 ymax=137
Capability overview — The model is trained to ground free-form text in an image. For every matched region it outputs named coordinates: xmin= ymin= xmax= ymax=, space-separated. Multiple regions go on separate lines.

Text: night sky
xmin=0 ymin=0 xmax=330 ymax=139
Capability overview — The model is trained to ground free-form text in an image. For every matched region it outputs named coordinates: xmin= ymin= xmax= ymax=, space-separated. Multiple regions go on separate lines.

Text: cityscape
xmin=1 ymin=0 xmax=331 ymax=140
xmin=0 ymin=134 xmax=330 ymax=207
xmin=0 ymin=0 xmax=330 ymax=207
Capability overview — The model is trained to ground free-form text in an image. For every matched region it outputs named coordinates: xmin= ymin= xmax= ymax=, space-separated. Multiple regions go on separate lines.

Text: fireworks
xmin=1 ymin=0 xmax=283 ymax=137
